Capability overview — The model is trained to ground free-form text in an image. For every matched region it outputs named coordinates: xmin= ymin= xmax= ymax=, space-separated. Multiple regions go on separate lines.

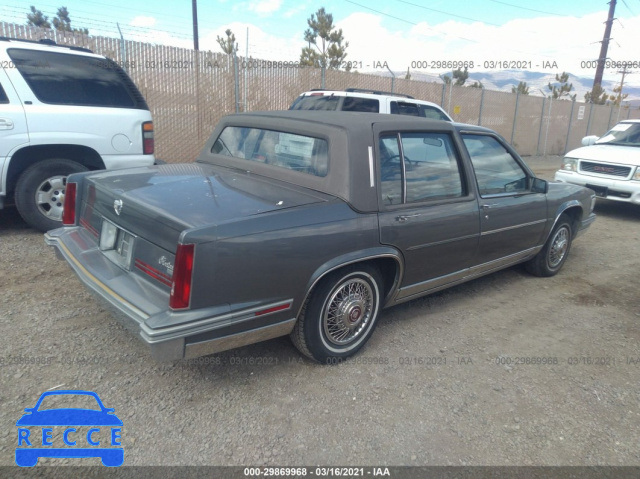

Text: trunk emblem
xmin=114 ymin=199 xmax=123 ymax=216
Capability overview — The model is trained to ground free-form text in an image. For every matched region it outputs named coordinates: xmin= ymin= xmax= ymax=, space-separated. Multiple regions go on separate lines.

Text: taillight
xmin=62 ymin=182 xmax=77 ymax=225
xmin=169 ymin=243 xmax=195 ymax=310
xmin=142 ymin=121 xmax=154 ymax=155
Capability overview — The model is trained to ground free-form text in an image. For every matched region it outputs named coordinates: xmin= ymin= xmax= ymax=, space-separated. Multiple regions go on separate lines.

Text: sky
xmin=3 ymin=0 xmax=640 ymax=89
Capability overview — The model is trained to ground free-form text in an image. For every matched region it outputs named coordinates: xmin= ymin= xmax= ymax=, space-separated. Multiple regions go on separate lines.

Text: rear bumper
xmin=45 ymin=227 xmax=295 ymax=361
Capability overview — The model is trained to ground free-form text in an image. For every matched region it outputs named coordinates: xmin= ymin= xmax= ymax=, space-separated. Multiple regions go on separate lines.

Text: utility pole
xmin=192 ymin=0 xmax=199 ymax=51
xmin=592 ymin=0 xmax=616 ymax=91
xmin=615 ymin=64 xmax=630 ymax=103
xmin=615 ymin=65 xmax=633 ymax=122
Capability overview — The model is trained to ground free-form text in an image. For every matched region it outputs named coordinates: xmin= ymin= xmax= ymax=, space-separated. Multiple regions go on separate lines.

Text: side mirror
xmin=581 ymin=135 xmax=599 ymax=146
xmin=531 ymin=177 xmax=548 ymax=194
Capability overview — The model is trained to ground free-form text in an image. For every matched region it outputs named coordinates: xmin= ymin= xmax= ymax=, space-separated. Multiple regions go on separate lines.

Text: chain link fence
xmin=2 ymin=21 xmax=639 ymax=163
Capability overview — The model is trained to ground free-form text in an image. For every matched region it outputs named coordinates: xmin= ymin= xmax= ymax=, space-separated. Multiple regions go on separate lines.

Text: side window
xmin=390 ymin=101 xmax=420 ymax=117
xmin=379 ymin=135 xmax=402 ymax=205
xmin=0 ymin=82 xmax=9 ymax=104
xmin=461 ymin=134 xmax=528 ymax=196
xmin=400 ymin=133 xmax=463 ymax=203
xmin=419 ymin=105 xmax=449 ymax=121
xmin=7 ymin=48 xmax=137 ymax=108
xmin=379 ymin=132 xmax=463 ymax=206
xmin=342 ymin=97 xmax=379 ymax=112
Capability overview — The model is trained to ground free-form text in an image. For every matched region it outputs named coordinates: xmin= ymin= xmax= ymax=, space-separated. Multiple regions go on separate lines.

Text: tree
xmin=584 ymin=84 xmax=609 ymax=104
xmin=511 ymin=81 xmax=529 ymax=95
xmin=453 ymin=67 xmax=468 ymax=86
xmin=216 ymin=29 xmax=238 ymax=55
xmin=300 ymin=7 xmax=349 ymax=70
xmin=27 ymin=6 xmax=50 ymax=29
xmin=469 ymin=80 xmax=483 ymax=89
xmin=612 ymin=85 xmax=628 ymax=106
xmin=27 ymin=6 xmax=88 ymax=34
xmin=404 ymin=67 xmax=411 ymax=80
xmin=548 ymin=72 xmax=575 ymax=100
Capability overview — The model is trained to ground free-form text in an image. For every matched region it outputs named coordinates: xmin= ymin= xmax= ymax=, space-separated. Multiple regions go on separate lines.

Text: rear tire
xmin=14 ymin=159 xmax=88 ymax=232
xmin=291 ymin=265 xmax=383 ymax=363
xmin=525 ymin=214 xmax=573 ymax=277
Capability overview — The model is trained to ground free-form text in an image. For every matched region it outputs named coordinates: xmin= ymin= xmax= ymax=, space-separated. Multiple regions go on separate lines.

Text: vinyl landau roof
xmin=199 ymin=110 xmax=492 ymax=212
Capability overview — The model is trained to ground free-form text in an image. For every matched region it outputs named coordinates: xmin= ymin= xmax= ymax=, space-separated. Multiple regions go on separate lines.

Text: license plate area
xmin=100 ymin=219 xmax=135 ymax=270
xmin=586 ymin=184 xmax=608 ymax=198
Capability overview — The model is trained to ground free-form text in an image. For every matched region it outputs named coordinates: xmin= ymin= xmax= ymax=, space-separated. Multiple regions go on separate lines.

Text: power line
xmin=395 ymin=0 xmax=501 ymax=27
xmin=344 ymin=0 xmax=479 ymax=43
xmin=620 ymin=0 xmax=636 ymax=15
xmin=486 ymin=1 xmax=562 ymax=16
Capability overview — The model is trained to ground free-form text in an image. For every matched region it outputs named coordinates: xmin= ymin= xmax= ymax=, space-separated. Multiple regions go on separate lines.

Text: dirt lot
xmin=1 ymin=155 xmax=639 ymax=467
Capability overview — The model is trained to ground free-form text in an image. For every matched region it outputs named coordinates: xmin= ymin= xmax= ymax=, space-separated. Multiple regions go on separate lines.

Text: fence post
xmin=321 ymin=65 xmax=326 ymax=89
xmin=544 ymin=95 xmax=552 ymax=156
xmin=478 ymin=88 xmax=484 ymax=126
xmin=441 ymin=83 xmax=446 ymax=107
xmin=510 ymin=91 xmax=520 ymax=145
xmin=564 ymin=98 xmax=576 ymax=155
xmin=586 ymin=102 xmax=594 ymax=136
xmin=628 ymin=107 xmax=632 ymax=120
xmin=536 ymin=97 xmax=546 ymax=156
xmin=607 ymin=104 xmax=614 ymax=130
xmin=233 ymin=53 xmax=240 ymax=113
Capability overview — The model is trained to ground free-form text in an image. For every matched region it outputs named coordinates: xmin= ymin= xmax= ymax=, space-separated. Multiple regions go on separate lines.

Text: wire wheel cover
xmin=323 ymin=278 xmax=374 ymax=345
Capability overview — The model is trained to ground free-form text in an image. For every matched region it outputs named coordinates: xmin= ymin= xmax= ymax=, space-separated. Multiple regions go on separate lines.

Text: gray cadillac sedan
xmin=46 ymin=111 xmax=596 ymax=363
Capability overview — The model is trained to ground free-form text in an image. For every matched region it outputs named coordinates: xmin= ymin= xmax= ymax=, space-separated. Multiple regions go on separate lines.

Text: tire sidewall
xmin=14 ymin=159 xmax=88 ymax=232
xmin=305 ymin=266 xmax=382 ymax=363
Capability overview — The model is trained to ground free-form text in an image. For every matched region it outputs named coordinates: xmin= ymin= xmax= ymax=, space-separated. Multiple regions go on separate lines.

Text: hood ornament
xmin=114 ymin=199 xmax=123 ymax=216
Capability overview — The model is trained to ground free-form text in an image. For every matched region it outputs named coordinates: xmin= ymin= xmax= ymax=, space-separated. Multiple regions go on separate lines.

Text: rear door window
xmin=8 ymin=48 xmax=141 ymax=108
xmin=341 ymin=97 xmax=379 ymax=112
xmin=289 ymin=95 xmax=340 ymax=111
xmin=390 ymin=101 xmax=420 ymax=116
xmin=419 ymin=105 xmax=450 ymax=121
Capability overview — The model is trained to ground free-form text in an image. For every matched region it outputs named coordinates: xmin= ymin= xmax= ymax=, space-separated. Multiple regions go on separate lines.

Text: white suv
xmin=0 ymin=37 xmax=155 ymax=231
xmin=289 ymin=88 xmax=453 ymax=122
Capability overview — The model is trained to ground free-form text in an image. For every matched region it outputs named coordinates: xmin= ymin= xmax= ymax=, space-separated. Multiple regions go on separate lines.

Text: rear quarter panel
xmin=188 ymin=200 xmax=382 ymax=316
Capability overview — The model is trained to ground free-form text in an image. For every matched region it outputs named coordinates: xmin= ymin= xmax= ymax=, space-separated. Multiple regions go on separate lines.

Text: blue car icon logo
xmin=16 ymin=390 xmax=123 ymax=467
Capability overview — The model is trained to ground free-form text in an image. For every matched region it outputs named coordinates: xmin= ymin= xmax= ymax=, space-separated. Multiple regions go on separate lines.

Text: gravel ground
xmin=1 ymin=155 xmax=639 ymax=467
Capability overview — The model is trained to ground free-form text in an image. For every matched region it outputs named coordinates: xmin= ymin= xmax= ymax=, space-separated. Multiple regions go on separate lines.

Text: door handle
xmin=0 ymin=118 xmax=14 ymax=130
xmin=482 ymin=203 xmax=499 ymax=209
xmin=396 ymin=214 xmax=421 ymax=222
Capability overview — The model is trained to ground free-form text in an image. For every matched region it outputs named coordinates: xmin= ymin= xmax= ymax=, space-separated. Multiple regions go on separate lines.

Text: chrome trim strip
xmin=396 ymin=246 xmax=541 ymax=301
xmin=368 ymin=146 xmax=375 ymax=187
xmin=141 ymin=299 xmax=294 ymax=342
xmin=481 ymin=219 xmax=547 ymax=236
xmin=46 ymin=232 xmax=150 ymax=321
xmin=298 ymin=253 xmax=404 ymax=317
xmin=406 ymin=233 xmax=479 ymax=251
xmin=184 ymin=318 xmax=296 ymax=359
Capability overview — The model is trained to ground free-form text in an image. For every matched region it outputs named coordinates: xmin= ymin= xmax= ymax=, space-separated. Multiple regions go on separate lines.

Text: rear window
xmin=211 ymin=126 xmax=329 ymax=177
xmin=8 ymin=48 xmax=145 ymax=109
xmin=289 ymin=95 xmax=340 ymax=111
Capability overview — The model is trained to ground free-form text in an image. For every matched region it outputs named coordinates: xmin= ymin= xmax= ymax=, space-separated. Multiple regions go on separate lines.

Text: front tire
xmin=291 ymin=265 xmax=383 ymax=363
xmin=15 ymin=159 xmax=88 ymax=232
xmin=525 ymin=214 xmax=573 ymax=277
